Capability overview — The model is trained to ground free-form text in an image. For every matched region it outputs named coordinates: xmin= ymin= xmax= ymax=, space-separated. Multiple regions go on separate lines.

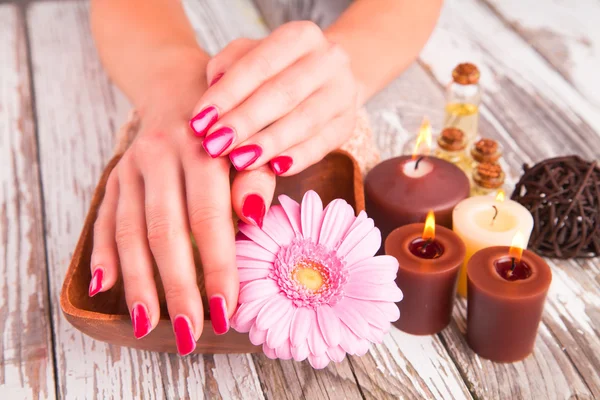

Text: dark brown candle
xmin=365 ymin=156 xmax=470 ymax=246
xmin=467 ymin=245 xmax=552 ymax=362
xmin=385 ymin=217 xmax=466 ymax=335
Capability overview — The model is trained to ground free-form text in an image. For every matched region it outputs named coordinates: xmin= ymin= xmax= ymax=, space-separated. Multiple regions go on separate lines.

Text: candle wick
xmin=491 ymin=205 xmax=498 ymax=226
xmin=510 ymin=257 xmax=516 ymax=272
xmin=420 ymin=238 xmax=433 ymax=253
xmin=414 ymin=156 xmax=424 ymax=170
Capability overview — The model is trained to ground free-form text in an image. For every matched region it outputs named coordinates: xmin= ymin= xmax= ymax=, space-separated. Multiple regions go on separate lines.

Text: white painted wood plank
xmin=0 ymin=4 xmax=56 ymax=400
xmin=485 ymin=0 xmax=600 ymax=110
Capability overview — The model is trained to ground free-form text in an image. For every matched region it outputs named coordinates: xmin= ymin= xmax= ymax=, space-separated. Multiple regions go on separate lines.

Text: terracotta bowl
xmin=60 ymin=150 xmax=364 ymax=354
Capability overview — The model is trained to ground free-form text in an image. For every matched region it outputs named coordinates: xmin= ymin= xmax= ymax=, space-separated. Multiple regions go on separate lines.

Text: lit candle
xmin=365 ymin=120 xmax=470 ymax=245
xmin=452 ymin=190 xmax=534 ymax=297
xmin=466 ymin=233 xmax=552 ymax=362
xmin=385 ymin=211 xmax=466 ymax=335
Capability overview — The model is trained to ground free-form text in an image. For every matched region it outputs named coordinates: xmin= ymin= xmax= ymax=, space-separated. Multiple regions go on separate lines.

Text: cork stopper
xmin=437 ymin=128 xmax=466 ymax=151
xmin=473 ymin=162 xmax=505 ymax=189
xmin=452 ymin=63 xmax=480 ymax=85
xmin=471 ymin=138 xmax=502 ymax=163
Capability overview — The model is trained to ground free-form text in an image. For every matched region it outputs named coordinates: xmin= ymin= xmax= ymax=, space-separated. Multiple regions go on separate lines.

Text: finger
xmin=137 ymin=142 xmax=203 ymax=355
xmin=189 ymin=21 xmax=326 ymax=136
xmin=230 ymin=75 xmax=356 ymax=171
xmin=231 ymin=164 xmax=276 ymax=228
xmin=181 ymin=146 xmax=238 ymax=336
xmin=205 ymin=38 xmax=259 ymax=86
xmin=114 ymin=158 xmax=160 ymax=339
xmin=270 ymin=112 xmax=356 ymax=176
xmin=90 ymin=171 xmax=120 ymax=296
xmin=203 ymin=43 xmax=349 ymax=160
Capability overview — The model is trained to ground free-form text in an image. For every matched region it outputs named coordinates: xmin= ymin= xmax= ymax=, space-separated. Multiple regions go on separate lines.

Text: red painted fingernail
xmin=189 ymin=106 xmax=219 ymax=137
xmin=270 ymin=156 xmax=293 ymax=175
xmin=230 ymin=144 xmax=262 ymax=171
xmin=210 ymin=73 xmax=224 ymax=87
xmin=173 ymin=315 xmax=196 ymax=356
xmin=89 ymin=268 xmax=104 ymax=297
xmin=242 ymin=193 xmax=266 ymax=228
xmin=202 ymin=126 xmax=235 ymax=157
xmin=132 ymin=303 xmax=152 ymax=339
xmin=209 ymin=295 xmax=229 ymax=335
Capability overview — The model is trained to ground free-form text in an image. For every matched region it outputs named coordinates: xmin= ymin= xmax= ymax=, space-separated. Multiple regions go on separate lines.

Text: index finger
xmin=182 ymin=147 xmax=238 ymax=335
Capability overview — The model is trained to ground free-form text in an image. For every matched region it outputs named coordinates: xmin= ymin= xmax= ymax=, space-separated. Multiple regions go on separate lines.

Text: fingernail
xmin=230 ymin=144 xmax=262 ymax=171
xmin=173 ymin=315 xmax=196 ymax=356
xmin=89 ymin=268 xmax=104 ymax=297
xmin=131 ymin=303 xmax=152 ymax=339
xmin=242 ymin=193 xmax=265 ymax=228
xmin=189 ymin=106 xmax=219 ymax=137
xmin=270 ymin=155 xmax=293 ymax=175
xmin=202 ymin=126 xmax=235 ymax=157
xmin=209 ymin=295 xmax=229 ymax=335
xmin=210 ymin=73 xmax=224 ymax=87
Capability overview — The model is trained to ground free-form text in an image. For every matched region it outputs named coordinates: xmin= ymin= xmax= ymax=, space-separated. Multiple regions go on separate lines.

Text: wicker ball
xmin=511 ymin=155 xmax=599 ymax=259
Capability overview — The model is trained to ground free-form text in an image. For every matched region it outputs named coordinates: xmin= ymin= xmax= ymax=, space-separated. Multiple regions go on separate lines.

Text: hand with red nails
xmin=189 ymin=22 xmax=360 ymax=176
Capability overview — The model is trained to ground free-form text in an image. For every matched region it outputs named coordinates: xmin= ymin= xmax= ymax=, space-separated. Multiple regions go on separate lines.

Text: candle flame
xmin=495 ymin=189 xmax=505 ymax=202
xmin=422 ymin=210 xmax=435 ymax=240
xmin=412 ymin=118 xmax=432 ymax=160
xmin=509 ymin=231 xmax=525 ymax=262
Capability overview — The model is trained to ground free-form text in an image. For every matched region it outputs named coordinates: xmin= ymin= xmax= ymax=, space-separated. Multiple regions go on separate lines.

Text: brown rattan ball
xmin=511 ymin=156 xmax=599 ymax=259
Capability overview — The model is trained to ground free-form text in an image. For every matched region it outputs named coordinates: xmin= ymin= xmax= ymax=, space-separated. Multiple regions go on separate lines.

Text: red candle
xmin=385 ymin=212 xmax=466 ymax=335
xmin=467 ymin=234 xmax=552 ymax=362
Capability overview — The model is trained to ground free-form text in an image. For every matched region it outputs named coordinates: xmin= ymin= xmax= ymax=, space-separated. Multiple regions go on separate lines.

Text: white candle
xmin=402 ymin=158 xmax=434 ymax=178
xmin=452 ymin=195 xmax=533 ymax=297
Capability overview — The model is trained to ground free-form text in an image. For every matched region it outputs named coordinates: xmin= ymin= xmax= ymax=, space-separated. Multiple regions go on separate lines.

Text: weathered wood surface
xmin=0 ymin=4 xmax=56 ymax=400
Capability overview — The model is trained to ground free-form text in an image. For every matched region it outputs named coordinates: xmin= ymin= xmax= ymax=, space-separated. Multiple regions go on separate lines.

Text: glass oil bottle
xmin=443 ymin=63 xmax=481 ymax=144
xmin=471 ymin=162 xmax=505 ymax=196
xmin=435 ymin=127 xmax=470 ymax=173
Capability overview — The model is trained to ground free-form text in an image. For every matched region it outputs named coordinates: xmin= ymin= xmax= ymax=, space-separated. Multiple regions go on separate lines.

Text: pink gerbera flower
xmin=231 ymin=190 xmax=402 ymax=369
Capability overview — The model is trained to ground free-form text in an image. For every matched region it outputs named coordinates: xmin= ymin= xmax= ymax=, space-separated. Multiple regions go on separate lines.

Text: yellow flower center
xmin=293 ymin=260 xmax=327 ymax=292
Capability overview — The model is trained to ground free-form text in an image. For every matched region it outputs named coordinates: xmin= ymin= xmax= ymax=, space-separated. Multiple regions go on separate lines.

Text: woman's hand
xmin=189 ymin=21 xmax=359 ymax=175
xmin=89 ymin=54 xmax=276 ymax=355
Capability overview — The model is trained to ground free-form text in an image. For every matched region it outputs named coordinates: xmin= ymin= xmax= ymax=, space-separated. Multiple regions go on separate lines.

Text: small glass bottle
xmin=435 ymin=127 xmax=469 ymax=172
xmin=471 ymin=162 xmax=505 ymax=196
xmin=470 ymin=138 xmax=503 ymax=169
xmin=443 ymin=63 xmax=481 ymax=144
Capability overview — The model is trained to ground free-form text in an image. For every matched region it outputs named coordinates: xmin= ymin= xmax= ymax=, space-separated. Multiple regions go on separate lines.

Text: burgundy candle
xmin=385 ymin=213 xmax=466 ymax=335
xmin=467 ymin=240 xmax=552 ymax=362
xmin=365 ymin=155 xmax=469 ymax=246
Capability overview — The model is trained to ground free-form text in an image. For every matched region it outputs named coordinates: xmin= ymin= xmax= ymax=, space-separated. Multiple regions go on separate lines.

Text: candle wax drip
xmin=494 ymin=257 xmax=532 ymax=281
xmin=409 ymin=238 xmax=444 ymax=259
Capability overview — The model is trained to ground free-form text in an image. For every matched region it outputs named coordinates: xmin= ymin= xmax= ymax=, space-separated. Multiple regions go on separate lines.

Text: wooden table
xmin=1 ymin=0 xmax=599 ymax=398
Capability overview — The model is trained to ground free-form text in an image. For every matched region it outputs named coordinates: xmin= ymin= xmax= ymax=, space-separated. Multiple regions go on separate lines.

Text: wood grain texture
xmin=0 ymin=4 xmax=56 ymax=400
xmin=484 ymin=0 xmax=600 ymax=110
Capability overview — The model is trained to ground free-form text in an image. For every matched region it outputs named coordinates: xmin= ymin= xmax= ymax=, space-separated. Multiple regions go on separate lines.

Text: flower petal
xmin=249 ymin=324 xmax=268 ymax=346
xmin=262 ymin=205 xmax=296 ymax=247
xmin=339 ymin=324 xmax=359 ymax=355
xmin=343 ymin=227 xmax=381 ymax=266
xmin=318 ymin=199 xmax=355 ymax=248
xmin=347 ymin=255 xmax=398 ymax=277
xmin=266 ymin=306 xmax=294 ymax=349
xmin=263 ymin=343 xmax=277 ymax=359
xmin=364 ymin=325 xmax=385 ymax=344
xmin=238 ymin=279 xmax=280 ymax=303
xmin=255 ymin=294 xmax=292 ymax=331
xmin=336 ymin=217 xmax=374 ymax=258
xmin=347 ymin=268 xmax=396 ymax=285
xmin=326 ymin=345 xmax=347 ymax=363
xmin=290 ymin=307 xmax=314 ymax=348
xmin=238 ymin=268 xmax=270 ymax=282
xmin=308 ymin=354 xmax=330 ymax=369
xmin=278 ymin=195 xmax=302 ymax=234
xmin=238 ymin=222 xmax=280 ymax=254
xmin=291 ymin=341 xmax=310 ymax=362
xmin=231 ymin=297 xmax=270 ymax=333
xmin=236 ymin=258 xmax=273 ymax=270
xmin=307 ymin=326 xmax=328 ymax=356
xmin=300 ymin=190 xmax=323 ymax=242
xmin=355 ymin=338 xmax=370 ymax=356
xmin=317 ymin=305 xmax=341 ymax=347
xmin=275 ymin=340 xmax=293 ymax=360
xmin=344 ymin=282 xmax=403 ymax=302
xmin=343 ymin=298 xmax=389 ymax=330
xmin=236 ymin=241 xmax=276 ymax=262
xmin=372 ymin=301 xmax=401 ymax=322
xmin=332 ymin=302 xmax=369 ymax=339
